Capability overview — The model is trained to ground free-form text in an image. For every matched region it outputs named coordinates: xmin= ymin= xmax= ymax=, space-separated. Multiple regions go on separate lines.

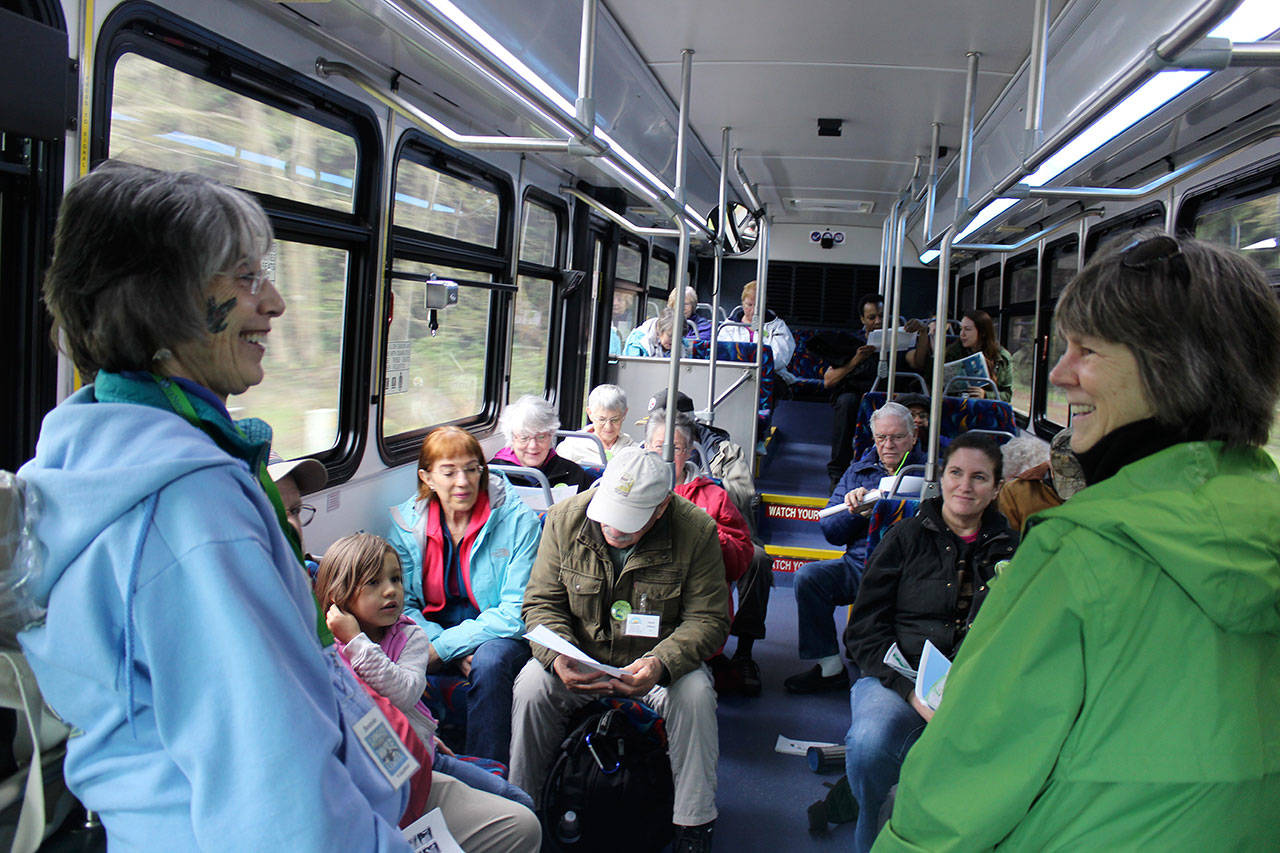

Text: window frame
xmin=1034 ymin=234 xmax=1080 ymax=437
xmin=1083 ymin=201 xmax=1166 ymax=261
xmin=976 ymin=262 xmax=1002 ymax=321
xmin=512 ymin=186 xmax=569 ymax=399
xmin=95 ymin=1 xmax=383 ymax=484
xmin=1177 ymin=153 xmax=1280 ymax=284
xmin=378 ymin=129 xmax=516 ymax=464
xmin=1001 ymin=249 xmax=1039 ymax=421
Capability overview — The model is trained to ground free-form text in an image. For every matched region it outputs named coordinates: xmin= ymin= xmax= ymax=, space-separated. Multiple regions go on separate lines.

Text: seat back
xmin=866 ymin=497 xmax=921 ymax=556
xmin=687 ymin=339 xmax=776 ymax=431
xmin=854 ymin=393 xmax=1017 ymax=460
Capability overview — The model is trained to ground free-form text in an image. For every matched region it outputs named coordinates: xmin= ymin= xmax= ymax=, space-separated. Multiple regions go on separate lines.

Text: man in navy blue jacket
xmin=785 ymin=402 xmax=924 ymax=694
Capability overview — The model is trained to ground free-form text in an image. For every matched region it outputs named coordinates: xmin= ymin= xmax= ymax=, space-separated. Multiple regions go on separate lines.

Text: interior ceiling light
xmin=786 ymin=198 xmax=873 ymax=214
xmin=1241 ymin=236 xmax=1278 ymax=251
xmin=919 ymin=249 xmax=940 ymax=264
xmin=420 ymin=0 xmax=701 ymax=223
xmin=961 ymin=0 xmax=1278 ymax=240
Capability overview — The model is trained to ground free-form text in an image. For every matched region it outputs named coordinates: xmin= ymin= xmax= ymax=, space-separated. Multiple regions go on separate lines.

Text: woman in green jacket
xmin=876 ymin=233 xmax=1280 ymax=851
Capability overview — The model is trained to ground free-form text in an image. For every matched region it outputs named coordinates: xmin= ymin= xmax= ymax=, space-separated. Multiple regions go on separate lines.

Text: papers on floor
xmin=524 ymin=624 xmax=627 ymax=678
xmin=915 ymin=640 xmax=951 ymax=712
xmin=403 ymin=808 xmax=463 ymax=853
xmin=866 ymin=328 xmax=918 ymax=352
xmin=512 ymin=483 xmax=577 ymax=511
xmin=774 ymin=735 xmax=839 ymax=756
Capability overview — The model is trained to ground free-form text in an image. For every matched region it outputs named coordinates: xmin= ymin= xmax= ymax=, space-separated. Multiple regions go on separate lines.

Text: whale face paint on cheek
xmin=206 ymin=296 xmax=237 ymax=334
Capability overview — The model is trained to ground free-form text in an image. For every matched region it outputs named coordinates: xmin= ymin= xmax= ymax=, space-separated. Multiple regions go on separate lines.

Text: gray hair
xmin=499 ymin=395 xmax=560 ymax=443
xmin=667 ymin=285 xmax=697 ymax=310
xmin=869 ymin=402 xmax=915 ymax=436
xmin=644 ymin=409 xmax=695 ymax=447
xmin=655 ymin=308 xmax=676 ymax=338
xmin=587 ymin=384 xmax=627 ymax=415
xmin=1056 ymin=230 xmax=1280 ymax=447
xmin=43 ymin=160 xmax=272 ymax=378
xmin=1000 ymin=435 xmax=1049 ymax=479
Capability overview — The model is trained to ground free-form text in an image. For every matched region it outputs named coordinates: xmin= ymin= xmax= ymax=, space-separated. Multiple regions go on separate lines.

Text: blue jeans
xmin=433 ymin=752 xmax=535 ymax=811
xmin=845 ymin=677 xmax=928 ymax=853
xmin=794 ymin=556 xmax=863 ymax=660
xmin=462 ymin=637 xmax=529 ymax=764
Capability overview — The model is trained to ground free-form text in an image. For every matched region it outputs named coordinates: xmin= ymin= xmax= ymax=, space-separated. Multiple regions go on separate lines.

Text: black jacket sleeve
xmin=845 ymin=523 xmax=915 ymax=700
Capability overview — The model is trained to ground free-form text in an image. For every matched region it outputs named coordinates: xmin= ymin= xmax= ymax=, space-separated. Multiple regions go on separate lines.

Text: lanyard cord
xmin=150 ymin=374 xmax=334 ymax=646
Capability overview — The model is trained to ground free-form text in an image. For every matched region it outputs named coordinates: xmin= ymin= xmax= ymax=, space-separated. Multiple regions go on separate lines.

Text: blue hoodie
xmin=17 ymin=379 xmax=410 ymax=851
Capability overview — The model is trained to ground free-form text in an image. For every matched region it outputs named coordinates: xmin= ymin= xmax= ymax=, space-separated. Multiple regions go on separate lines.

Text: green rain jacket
xmin=875 ymin=442 xmax=1280 ymax=851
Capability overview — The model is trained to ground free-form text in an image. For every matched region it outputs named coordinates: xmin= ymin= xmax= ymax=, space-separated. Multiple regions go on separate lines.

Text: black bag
xmin=541 ymin=701 xmax=674 ymax=852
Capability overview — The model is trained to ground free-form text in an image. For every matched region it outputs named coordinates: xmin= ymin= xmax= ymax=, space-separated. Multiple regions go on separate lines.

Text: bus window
xmin=647 ymin=252 xmax=671 ymax=318
xmin=1084 ymin=203 xmax=1164 ymax=261
xmin=1042 ymin=239 xmax=1079 ymax=428
xmin=613 ymin=243 xmax=644 ymax=352
xmin=977 ymin=263 xmax=1001 ymax=317
xmin=110 ymin=53 xmax=357 ymax=212
xmin=229 ymin=241 xmax=350 ymax=457
xmin=511 ymin=197 xmax=563 ymax=399
xmin=1003 ymin=251 xmax=1038 ymax=418
xmin=394 ymin=159 xmax=500 ymax=248
xmin=384 ymin=261 xmax=495 ymax=435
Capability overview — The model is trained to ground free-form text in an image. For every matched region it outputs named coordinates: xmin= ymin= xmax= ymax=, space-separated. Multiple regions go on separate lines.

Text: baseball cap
xmin=267 ymin=451 xmax=328 ymax=496
xmin=586 ymin=447 xmax=671 ymax=534
xmin=647 ymin=387 xmax=694 ymax=414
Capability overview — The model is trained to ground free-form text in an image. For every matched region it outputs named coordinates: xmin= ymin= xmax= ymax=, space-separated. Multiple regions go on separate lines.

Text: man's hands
xmin=844 ymin=487 xmax=871 ymax=513
xmin=553 ymin=653 xmax=665 ymax=698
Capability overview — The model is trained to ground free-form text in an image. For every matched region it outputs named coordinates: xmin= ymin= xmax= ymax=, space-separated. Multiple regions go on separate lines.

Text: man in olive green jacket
xmin=510 ymin=447 xmax=728 ymax=851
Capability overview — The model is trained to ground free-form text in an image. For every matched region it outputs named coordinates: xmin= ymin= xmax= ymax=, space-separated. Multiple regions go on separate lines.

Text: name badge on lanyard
xmin=622 ymin=592 xmax=660 ymax=638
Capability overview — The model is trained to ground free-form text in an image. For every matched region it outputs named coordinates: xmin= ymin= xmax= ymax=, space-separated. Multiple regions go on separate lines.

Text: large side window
xmin=612 ymin=242 xmax=645 ymax=354
xmin=511 ymin=193 xmax=565 ymax=399
xmin=646 ymin=249 xmax=672 ymax=319
xmin=1040 ymin=236 xmax=1079 ymax=431
xmin=1003 ymin=251 xmax=1038 ymax=418
xmin=1182 ymin=168 xmax=1280 ymax=467
xmin=976 ymin=263 xmax=1001 ymax=321
xmin=101 ymin=12 xmax=378 ymax=478
xmin=381 ymin=136 xmax=512 ymax=455
xmin=955 ymin=271 xmax=975 ymax=318
xmin=1084 ymin=203 xmax=1165 ymax=260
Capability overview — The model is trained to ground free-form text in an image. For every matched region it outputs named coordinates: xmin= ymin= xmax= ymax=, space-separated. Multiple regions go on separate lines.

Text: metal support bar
xmin=1226 ymin=42 xmax=1280 ymax=66
xmin=751 ymin=215 xmax=771 ymax=459
xmin=732 ymin=148 xmax=765 ymax=214
xmin=561 ymin=187 xmax=680 ymax=237
xmin=1006 ymin=123 xmax=1280 ymax=202
xmin=663 ymin=49 xmax=694 ymax=472
xmin=707 ymin=126 xmax=731 ymax=422
xmin=953 ymin=207 xmax=1102 ymax=253
xmin=575 ymin=0 xmax=597 ymax=128
xmin=923 ymin=121 xmax=942 ymax=243
xmin=317 ymin=60 xmax=600 ymax=154
xmin=923 ymin=225 xmax=958 ymax=495
xmin=876 ymin=197 xmax=905 ymax=380
xmin=955 ymin=52 xmax=981 ymax=222
xmin=885 ymin=208 xmax=909 ymax=399
xmin=1025 ymin=0 xmax=1050 ymax=154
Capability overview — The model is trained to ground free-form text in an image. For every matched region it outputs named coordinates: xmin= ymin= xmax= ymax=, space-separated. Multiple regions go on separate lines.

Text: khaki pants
xmin=508 ymin=659 xmax=718 ymax=826
xmin=426 ymin=770 xmax=541 ymax=852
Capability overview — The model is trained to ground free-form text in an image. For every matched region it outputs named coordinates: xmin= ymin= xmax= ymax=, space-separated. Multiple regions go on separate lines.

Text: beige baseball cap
xmin=267 ymin=451 xmax=328 ymax=496
xmin=586 ymin=447 xmax=671 ymax=534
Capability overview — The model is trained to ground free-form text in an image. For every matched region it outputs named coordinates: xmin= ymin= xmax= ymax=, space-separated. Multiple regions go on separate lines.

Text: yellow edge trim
xmin=764 ymin=544 xmax=844 ymax=560
xmin=760 ymin=493 xmax=829 ymax=508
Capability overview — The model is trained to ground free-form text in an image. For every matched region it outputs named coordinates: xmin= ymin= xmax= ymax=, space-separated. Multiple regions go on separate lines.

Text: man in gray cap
xmin=510 ymin=446 xmax=728 ymax=852
xmin=267 ymin=451 xmax=327 ymax=571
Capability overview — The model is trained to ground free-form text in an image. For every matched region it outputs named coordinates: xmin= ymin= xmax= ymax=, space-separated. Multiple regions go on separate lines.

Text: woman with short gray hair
xmin=558 ymin=384 xmax=636 ymax=466
xmin=490 ymin=395 xmax=594 ymax=492
xmin=880 ymin=232 xmax=1280 ymax=850
xmin=16 ymin=162 xmax=412 ymax=846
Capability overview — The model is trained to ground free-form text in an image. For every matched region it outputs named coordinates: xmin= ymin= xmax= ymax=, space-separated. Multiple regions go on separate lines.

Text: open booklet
xmin=511 ymin=483 xmax=578 ymax=512
xmin=866 ymin=328 xmax=918 ymax=352
xmin=883 ymin=640 xmax=951 ymax=712
xmin=942 ymin=351 xmax=991 ymax=394
xmin=403 ymin=807 xmax=463 ymax=853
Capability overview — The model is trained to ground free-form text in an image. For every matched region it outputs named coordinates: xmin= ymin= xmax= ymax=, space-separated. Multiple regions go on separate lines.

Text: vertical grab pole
xmin=956 ymin=52 xmax=980 ymax=222
xmin=575 ymin=0 xmax=597 ymax=129
xmin=923 ymin=225 xmax=957 ymax=495
xmin=750 ymin=213 xmax=770 ymax=462
xmin=885 ymin=207 xmax=909 ymax=399
xmin=707 ymin=126 xmax=731 ymax=423
xmin=1025 ymin=0 xmax=1049 ymax=155
xmin=877 ymin=197 xmax=904 ymax=386
xmin=663 ymin=48 xmax=694 ymax=469
xmin=924 ymin=121 xmax=941 ymax=244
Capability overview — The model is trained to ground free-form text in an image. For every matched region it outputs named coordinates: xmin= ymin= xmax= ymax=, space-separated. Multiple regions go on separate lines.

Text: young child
xmin=315 ymin=534 xmax=534 ymax=810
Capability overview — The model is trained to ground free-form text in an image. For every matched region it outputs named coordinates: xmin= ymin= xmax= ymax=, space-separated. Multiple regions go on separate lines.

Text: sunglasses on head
xmin=1119 ymin=234 xmax=1190 ymax=286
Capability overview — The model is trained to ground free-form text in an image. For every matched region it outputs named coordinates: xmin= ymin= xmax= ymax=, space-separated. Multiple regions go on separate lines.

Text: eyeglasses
xmin=232 ymin=266 xmax=273 ymax=296
xmin=872 ymin=432 xmax=910 ymax=444
xmin=512 ymin=431 xmax=554 ymax=446
xmin=590 ymin=415 xmax=624 ymax=427
xmin=434 ymin=464 xmax=483 ymax=479
xmin=1120 ymin=235 xmax=1190 ymax=286
xmin=286 ymin=504 xmax=316 ymax=527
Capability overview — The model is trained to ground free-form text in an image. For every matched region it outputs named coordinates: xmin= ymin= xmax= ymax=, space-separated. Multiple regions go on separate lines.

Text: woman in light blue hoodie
xmin=15 ymin=162 xmax=415 ymax=850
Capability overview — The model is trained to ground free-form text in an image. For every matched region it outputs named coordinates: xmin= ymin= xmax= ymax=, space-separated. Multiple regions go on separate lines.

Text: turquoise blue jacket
xmin=17 ymin=375 xmax=409 ymax=851
xmin=387 ymin=474 xmax=541 ymax=661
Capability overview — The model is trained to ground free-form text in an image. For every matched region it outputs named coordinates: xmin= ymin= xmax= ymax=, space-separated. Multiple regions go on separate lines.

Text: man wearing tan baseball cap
xmin=510 ymin=447 xmax=729 ymax=852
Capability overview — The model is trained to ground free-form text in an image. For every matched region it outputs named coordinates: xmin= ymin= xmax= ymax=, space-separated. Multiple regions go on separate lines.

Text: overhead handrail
xmin=952 ymin=207 xmax=1102 ymax=253
xmin=732 ymin=149 xmax=765 ymax=215
xmin=489 ymin=464 xmax=554 ymax=509
xmin=560 ymin=186 xmax=682 ymax=238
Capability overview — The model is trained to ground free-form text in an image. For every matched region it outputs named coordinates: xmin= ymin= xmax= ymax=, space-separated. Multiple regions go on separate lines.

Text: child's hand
xmin=433 ymin=736 xmax=455 ymax=757
xmin=326 ymin=604 xmax=360 ymax=644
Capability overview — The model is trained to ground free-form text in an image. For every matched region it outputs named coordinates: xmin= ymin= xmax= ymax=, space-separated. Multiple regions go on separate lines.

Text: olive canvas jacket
xmin=522 ymin=490 xmax=730 ymax=683
xmin=875 ymin=442 xmax=1280 ymax=851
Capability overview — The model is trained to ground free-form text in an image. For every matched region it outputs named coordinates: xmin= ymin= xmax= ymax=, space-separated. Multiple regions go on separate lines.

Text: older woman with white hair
xmin=878 ymin=232 xmax=1280 ymax=850
xmin=623 ymin=307 xmax=682 ymax=357
xmin=557 ymin=384 xmax=636 ymax=466
xmin=489 ymin=395 xmax=594 ymax=492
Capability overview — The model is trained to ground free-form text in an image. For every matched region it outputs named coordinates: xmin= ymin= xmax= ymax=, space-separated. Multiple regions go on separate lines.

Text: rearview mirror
xmin=705 ymin=202 xmax=759 ymax=255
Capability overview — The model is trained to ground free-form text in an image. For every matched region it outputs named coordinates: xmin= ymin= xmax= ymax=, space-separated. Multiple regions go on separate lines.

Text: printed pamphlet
xmin=914 ymin=640 xmax=951 ymax=712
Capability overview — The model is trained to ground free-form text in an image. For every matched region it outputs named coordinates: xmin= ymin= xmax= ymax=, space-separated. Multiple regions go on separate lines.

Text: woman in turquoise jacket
xmin=875 ymin=233 xmax=1280 ymax=851
xmin=388 ymin=426 xmax=542 ymax=765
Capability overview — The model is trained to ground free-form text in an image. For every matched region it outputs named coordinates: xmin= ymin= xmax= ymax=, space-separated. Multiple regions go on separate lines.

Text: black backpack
xmin=541 ymin=699 xmax=674 ymax=852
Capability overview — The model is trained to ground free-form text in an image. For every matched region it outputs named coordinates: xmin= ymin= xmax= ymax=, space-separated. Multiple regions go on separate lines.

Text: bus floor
xmin=713 ymin=575 xmax=856 ymax=850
